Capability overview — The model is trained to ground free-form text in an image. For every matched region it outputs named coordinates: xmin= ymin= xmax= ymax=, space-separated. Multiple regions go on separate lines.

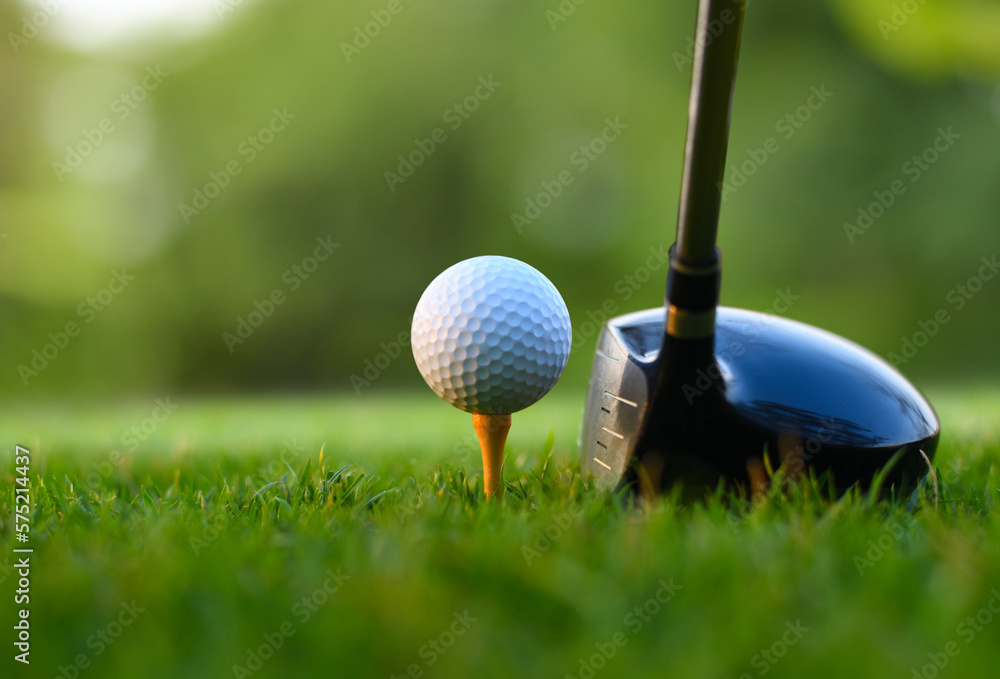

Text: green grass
xmin=2 ymin=387 xmax=999 ymax=679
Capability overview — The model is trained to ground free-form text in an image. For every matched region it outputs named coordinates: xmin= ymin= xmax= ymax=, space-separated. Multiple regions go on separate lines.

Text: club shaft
xmin=675 ymin=0 xmax=746 ymax=265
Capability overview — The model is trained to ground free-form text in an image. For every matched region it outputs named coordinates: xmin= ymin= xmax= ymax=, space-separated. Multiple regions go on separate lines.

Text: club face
xmin=580 ymin=307 xmax=940 ymax=492
xmin=579 ymin=309 xmax=664 ymax=484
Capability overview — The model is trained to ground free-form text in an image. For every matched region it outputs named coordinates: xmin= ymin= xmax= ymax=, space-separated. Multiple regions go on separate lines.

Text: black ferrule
xmin=665 ymin=245 xmax=721 ymax=312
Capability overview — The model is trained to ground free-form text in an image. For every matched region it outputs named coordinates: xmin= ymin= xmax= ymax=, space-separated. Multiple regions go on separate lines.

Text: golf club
xmin=580 ymin=0 xmax=940 ymax=495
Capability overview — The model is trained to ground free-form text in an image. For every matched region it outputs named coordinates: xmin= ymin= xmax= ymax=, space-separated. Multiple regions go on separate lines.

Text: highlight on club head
xmin=578 ymin=0 xmax=940 ymax=497
xmin=580 ymin=306 xmax=940 ymax=495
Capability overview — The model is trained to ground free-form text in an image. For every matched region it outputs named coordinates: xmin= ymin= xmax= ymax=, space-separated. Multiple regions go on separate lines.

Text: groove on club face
xmin=580 ymin=308 xmax=941 ymax=493
xmin=579 ymin=309 xmax=660 ymax=483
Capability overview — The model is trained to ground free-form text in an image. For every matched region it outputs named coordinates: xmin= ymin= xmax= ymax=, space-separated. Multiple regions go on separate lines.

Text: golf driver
xmin=580 ymin=0 xmax=939 ymax=495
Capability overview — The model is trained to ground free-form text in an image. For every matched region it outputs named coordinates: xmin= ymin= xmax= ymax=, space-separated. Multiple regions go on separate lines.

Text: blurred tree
xmin=0 ymin=0 xmax=997 ymax=399
xmin=829 ymin=0 xmax=1000 ymax=80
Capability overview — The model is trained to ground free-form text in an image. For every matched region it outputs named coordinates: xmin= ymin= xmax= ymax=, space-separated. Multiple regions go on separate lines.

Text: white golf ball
xmin=411 ymin=256 xmax=571 ymax=415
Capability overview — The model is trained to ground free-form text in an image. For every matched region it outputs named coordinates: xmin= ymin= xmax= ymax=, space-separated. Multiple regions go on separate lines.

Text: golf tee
xmin=472 ymin=413 xmax=511 ymax=501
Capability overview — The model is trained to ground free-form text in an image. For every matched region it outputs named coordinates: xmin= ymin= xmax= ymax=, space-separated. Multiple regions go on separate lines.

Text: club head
xmin=580 ymin=306 xmax=940 ymax=495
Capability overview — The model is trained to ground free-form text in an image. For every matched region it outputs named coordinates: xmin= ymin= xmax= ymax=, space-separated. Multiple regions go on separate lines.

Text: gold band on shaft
xmin=666 ymin=306 xmax=716 ymax=339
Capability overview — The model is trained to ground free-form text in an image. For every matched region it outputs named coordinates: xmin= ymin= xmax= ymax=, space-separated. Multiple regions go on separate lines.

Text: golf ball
xmin=411 ymin=256 xmax=571 ymax=414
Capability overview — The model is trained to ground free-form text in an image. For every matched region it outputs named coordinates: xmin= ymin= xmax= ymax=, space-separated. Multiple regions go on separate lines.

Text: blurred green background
xmin=1 ymin=0 xmax=998 ymax=400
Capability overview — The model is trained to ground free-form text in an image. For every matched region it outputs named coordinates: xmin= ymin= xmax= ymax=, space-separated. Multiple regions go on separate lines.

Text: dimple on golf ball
xmin=411 ymin=256 xmax=571 ymax=415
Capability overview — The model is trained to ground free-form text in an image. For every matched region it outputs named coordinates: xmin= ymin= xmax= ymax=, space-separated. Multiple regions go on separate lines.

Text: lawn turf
xmin=2 ymin=386 xmax=999 ymax=679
